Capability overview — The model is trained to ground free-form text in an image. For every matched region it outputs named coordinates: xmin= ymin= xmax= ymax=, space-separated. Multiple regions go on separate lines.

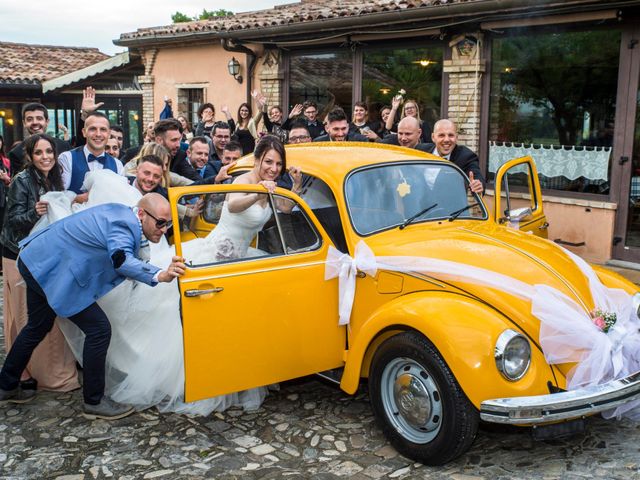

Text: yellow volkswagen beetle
xmin=168 ymin=143 xmax=640 ymax=465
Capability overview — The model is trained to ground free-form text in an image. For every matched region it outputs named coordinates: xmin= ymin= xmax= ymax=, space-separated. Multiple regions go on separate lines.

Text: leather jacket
xmin=1 ymin=168 xmax=54 ymax=256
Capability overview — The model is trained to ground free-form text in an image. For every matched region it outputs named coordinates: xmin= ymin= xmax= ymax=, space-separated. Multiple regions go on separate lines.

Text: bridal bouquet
xmin=590 ymin=308 xmax=617 ymax=333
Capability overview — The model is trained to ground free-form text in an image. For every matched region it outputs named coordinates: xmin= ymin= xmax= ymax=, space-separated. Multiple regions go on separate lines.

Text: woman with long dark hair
xmin=0 ymin=134 xmax=79 ymax=392
xmin=233 ymin=102 xmax=263 ymax=155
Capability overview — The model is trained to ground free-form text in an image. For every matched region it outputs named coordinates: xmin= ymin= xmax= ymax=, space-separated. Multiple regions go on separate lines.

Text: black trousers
xmin=0 ymin=259 xmax=111 ymax=404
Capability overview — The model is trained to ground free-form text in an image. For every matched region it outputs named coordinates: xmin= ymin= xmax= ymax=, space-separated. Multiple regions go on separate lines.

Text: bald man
xmin=380 ymin=116 xmax=426 ymax=150
xmin=0 ymin=194 xmax=185 ymax=420
xmin=425 ymin=119 xmax=485 ymax=194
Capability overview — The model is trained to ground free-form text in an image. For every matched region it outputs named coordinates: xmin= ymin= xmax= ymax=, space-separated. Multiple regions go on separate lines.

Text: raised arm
xmin=386 ymin=95 xmax=401 ymax=131
xmin=275 ymin=166 xmax=303 ymax=214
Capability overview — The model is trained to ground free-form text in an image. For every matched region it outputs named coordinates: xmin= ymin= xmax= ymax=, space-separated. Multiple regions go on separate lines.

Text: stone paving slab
xmin=2 ymin=281 xmax=640 ymax=479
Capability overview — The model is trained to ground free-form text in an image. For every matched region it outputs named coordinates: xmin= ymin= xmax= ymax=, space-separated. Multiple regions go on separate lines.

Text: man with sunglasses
xmin=0 ymin=193 xmax=185 ymax=420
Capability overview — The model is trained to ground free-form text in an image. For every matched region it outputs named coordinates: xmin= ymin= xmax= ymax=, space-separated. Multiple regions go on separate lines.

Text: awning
xmin=42 ymin=52 xmax=135 ymax=93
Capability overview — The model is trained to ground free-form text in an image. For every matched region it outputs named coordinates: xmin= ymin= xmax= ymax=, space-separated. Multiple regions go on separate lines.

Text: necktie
xmin=87 ymin=154 xmax=105 ymax=166
xmin=139 ymin=237 xmax=150 ymax=262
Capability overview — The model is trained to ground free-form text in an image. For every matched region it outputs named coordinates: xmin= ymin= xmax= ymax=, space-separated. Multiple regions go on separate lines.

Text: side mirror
xmin=499 ymin=206 xmax=532 ymax=224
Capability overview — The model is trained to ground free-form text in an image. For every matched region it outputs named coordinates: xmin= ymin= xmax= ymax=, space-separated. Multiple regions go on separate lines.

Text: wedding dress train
xmin=39 ymin=171 xmax=269 ymax=415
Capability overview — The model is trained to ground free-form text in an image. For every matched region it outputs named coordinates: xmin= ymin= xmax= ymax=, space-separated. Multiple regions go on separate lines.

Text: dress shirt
xmin=432 ymin=147 xmax=451 ymax=160
xmin=58 ymin=145 xmax=125 ymax=190
xmin=132 ymin=206 xmax=159 ymax=282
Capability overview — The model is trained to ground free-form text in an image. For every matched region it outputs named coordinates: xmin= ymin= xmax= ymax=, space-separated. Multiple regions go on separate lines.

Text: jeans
xmin=0 ymin=259 xmax=111 ymax=404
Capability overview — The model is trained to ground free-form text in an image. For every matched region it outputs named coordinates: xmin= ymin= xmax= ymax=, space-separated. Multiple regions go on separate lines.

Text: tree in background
xmin=172 ymin=9 xmax=233 ymax=23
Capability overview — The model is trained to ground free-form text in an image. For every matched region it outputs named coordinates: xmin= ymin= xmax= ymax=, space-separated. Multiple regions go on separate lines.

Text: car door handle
xmin=185 ymin=287 xmax=224 ymax=297
xmin=538 ymin=222 xmax=549 ymax=230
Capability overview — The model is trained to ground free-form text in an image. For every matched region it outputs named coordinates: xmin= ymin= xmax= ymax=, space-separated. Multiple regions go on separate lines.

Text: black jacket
xmin=263 ymin=114 xmax=292 ymax=143
xmin=1 ymin=168 xmax=59 ymax=257
xmin=171 ymin=149 xmax=201 ymax=182
xmin=314 ymin=132 xmax=369 ymax=142
xmin=423 ymin=143 xmax=485 ymax=189
xmin=379 ymin=134 xmax=433 ymax=152
xmin=306 ymin=121 xmax=325 ymax=139
xmin=195 ymin=119 xmax=236 ymax=138
xmin=9 ymin=138 xmax=70 ymax=177
xmin=122 ymin=145 xmax=142 ymax=164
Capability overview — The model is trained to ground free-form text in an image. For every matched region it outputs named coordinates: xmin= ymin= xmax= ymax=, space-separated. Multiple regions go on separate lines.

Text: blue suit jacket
xmin=19 ymin=203 xmax=161 ymax=317
xmin=202 ymin=160 xmax=222 ymax=178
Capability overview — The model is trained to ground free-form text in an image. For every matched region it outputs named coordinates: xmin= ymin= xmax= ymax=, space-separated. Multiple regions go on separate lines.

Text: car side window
xmin=179 ymin=190 xmax=321 ymax=269
xmin=203 ymin=192 xmax=225 ymax=224
xmin=297 ymin=175 xmax=348 ymax=253
xmin=268 ymin=194 xmax=321 ymax=254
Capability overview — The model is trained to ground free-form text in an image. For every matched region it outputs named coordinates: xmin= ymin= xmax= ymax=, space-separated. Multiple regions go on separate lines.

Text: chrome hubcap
xmin=394 ymin=372 xmax=431 ymax=427
xmin=380 ymin=357 xmax=442 ymax=444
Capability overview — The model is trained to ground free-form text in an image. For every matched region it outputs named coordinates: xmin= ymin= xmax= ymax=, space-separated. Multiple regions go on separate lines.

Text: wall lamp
xmin=227 ymin=57 xmax=243 ymax=84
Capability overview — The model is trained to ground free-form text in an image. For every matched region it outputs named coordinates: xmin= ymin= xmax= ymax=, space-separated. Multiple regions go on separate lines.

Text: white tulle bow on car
xmin=325 ymin=240 xmax=640 ymax=419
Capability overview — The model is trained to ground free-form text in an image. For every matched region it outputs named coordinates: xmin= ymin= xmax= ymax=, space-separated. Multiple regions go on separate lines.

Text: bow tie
xmin=87 ymin=153 xmax=105 ymax=165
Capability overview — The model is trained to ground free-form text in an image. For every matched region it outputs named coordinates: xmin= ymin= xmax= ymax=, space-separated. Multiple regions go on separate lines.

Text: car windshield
xmin=345 ymin=162 xmax=487 ymax=235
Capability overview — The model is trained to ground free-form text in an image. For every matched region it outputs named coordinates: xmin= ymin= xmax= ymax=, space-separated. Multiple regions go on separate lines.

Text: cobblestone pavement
xmin=2 ymin=285 xmax=640 ymax=479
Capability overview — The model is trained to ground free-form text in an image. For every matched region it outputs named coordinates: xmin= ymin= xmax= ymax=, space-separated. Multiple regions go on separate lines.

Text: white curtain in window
xmin=489 ymin=142 xmax=612 ymax=181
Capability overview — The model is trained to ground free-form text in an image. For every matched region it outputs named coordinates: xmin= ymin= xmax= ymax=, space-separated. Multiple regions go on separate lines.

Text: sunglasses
xmin=143 ymin=209 xmax=173 ymax=230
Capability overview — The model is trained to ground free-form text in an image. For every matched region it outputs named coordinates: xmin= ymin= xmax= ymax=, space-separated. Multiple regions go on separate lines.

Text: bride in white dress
xmin=44 ymin=135 xmax=302 ymax=416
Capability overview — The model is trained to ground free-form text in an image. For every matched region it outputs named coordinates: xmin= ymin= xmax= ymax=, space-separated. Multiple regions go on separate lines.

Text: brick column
xmin=139 ymin=75 xmax=155 ymax=126
xmin=140 ymin=48 xmax=159 ymax=126
xmin=443 ymin=34 xmax=485 ymax=152
xmin=259 ymin=49 xmax=283 ymax=109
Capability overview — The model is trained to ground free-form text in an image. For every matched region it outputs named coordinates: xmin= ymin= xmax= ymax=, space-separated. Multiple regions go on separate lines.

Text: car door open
xmin=169 ymin=184 xmax=346 ymax=403
xmin=494 ymin=155 xmax=548 ymax=238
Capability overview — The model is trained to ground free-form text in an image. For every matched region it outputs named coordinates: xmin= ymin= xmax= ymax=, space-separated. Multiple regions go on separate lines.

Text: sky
xmin=0 ymin=0 xmax=294 ymax=55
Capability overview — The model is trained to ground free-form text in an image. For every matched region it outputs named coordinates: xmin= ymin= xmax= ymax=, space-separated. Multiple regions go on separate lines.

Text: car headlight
xmin=632 ymin=293 xmax=640 ymax=320
xmin=495 ymin=329 xmax=531 ymax=381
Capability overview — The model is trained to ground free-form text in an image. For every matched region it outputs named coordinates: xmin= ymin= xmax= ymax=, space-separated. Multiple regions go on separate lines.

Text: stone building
xmin=116 ymin=0 xmax=640 ymax=264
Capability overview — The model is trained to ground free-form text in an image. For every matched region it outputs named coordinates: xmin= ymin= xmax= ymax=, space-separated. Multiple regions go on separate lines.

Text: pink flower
xmin=593 ymin=316 xmax=606 ymax=330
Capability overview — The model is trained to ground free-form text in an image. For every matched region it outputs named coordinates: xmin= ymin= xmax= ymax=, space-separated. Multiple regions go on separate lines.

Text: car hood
xmin=364 ymin=221 xmax=595 ymax=346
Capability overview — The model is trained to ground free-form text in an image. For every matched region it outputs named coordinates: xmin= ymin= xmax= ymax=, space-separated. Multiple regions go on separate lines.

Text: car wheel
xmin=369 ymin=332 xmax=479 ymax=465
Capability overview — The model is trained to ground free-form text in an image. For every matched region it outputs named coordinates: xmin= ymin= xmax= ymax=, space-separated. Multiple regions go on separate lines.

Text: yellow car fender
xmin=340 ymin=291 xmax=556 ymax=409
xmin=592 ymin=265 xmax=639 ymax=295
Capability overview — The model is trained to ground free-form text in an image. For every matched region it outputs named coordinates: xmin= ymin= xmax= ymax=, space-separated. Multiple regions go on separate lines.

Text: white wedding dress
xmin=190 ymin=201 xmax=272 ymax=265
xmin=37 ymin=171 xmax=270 ymax=415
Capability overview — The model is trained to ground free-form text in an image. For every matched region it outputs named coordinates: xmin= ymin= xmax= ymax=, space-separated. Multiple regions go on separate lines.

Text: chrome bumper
xmin=480 ymin=371 xmax=640 ymax=425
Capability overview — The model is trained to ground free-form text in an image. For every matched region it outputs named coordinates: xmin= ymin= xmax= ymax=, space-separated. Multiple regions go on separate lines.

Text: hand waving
xmin=81 ymin=86 xmax=104 ymax=118
xmin=289 ymin=104 xmax=303 ymax=117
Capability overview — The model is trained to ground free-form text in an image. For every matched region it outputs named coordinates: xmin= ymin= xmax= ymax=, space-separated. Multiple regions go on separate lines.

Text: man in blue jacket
xmin=0 ymin=193 xmax=185 ymax=420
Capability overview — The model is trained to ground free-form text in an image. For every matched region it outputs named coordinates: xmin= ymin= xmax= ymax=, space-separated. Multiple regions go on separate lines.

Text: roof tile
xmin=118 ymin=0 xmax=477 ymax=42
xmin=0 ymin=41 xmax=109 ymax=84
